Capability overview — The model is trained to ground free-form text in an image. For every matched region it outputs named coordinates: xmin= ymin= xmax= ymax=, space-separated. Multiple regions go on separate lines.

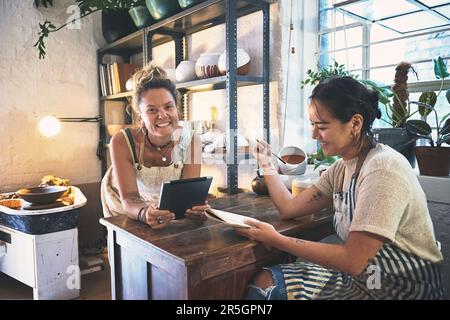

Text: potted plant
xmin=34 ymin=0 xmax=148 ymax=59
xmin=301 ymin=61 xmax=418 ymax=167
xmin=308 ymin=147 xmax=339 ymax=170
xmin=404 ymin=56 xmax=450 ymax=176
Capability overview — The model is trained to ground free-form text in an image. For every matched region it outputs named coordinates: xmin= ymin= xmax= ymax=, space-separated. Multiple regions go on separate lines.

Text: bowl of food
xmin=16 ymin=186 xmax=68 ymax=205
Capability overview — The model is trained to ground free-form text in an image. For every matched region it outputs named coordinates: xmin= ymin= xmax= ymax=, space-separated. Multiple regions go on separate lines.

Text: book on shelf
xmin=99 ymin=62 xmax=140 ymax=96
xmin=205 ymin=208 xmax=258 ymax=228
xmin=99 ymin=64 xmax=107 ymax=96
xmin=112 ymin=62 xmax=139 ymax=94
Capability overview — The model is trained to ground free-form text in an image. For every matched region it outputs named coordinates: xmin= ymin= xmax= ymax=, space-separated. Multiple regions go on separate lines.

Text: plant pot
xmin=415 ymin=146 xmax=450 ymax=176
xmin=129 ymin=6 xmax=154 ymax=29
xmin=145 ymin=0 xmax=182 ymax=21
xmin=102 ymin=10 xmax=138 ymax=44
xmin=178 ymin=0 xmax=207 ymax=9
xmin=373 ymin=128 xmax=416 ymax=168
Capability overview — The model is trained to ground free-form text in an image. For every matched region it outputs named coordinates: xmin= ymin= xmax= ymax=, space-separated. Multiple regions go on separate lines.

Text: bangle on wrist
xmin=137 ymin=206 xmax=148 ymax=223
xmin=258 ymin=167 xmax=277 ymax=176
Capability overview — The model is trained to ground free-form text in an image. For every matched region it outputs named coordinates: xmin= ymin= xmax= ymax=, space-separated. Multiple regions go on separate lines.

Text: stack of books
xmin=99 ymin=62 xmax=139 ymax=97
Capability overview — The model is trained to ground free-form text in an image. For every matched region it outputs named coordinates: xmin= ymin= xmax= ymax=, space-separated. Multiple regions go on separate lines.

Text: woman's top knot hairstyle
xmin=131 ymin=63 xmax=178 ymax=113
xmin=310 ymin=76 xmax=382 ymax=143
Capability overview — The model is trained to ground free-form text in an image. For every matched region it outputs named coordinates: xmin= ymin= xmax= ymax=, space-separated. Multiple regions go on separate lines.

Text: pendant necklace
xmin=146 ymin=132 xmax=173 ymax=162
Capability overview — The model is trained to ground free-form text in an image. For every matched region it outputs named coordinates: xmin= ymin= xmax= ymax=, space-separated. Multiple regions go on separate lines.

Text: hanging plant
xmin=34 ymin=0 xmax=145 ymax=59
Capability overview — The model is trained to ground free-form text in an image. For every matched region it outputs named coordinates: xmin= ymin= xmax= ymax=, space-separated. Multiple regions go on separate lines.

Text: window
xmin=318 ymin=0 xmax=450 ymax=129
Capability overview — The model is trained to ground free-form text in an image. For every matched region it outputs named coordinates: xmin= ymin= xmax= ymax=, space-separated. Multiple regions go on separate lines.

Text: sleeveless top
xmin=100 ymin=126 xmax=193 ymax=218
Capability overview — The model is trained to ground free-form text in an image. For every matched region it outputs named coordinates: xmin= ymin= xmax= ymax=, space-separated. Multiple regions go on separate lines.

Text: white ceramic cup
xmin=277 ymin=146 xmax=307 ymax=175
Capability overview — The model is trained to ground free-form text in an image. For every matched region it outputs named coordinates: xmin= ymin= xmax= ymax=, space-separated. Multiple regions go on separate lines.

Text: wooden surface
xmin=100 ymin=193 xmax=334 ymax=300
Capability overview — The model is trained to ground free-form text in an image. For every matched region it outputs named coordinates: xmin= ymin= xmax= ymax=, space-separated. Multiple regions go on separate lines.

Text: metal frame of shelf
xmin=97 ymin=0 xmax=271 ymax=194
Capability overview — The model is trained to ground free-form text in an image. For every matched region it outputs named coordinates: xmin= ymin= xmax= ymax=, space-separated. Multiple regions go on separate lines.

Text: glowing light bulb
xmin=39 ymin=116 xmax=61 ymax=137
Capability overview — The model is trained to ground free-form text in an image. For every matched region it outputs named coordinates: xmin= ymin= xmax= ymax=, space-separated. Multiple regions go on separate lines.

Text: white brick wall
xmin=0 ymin=0 xmax=306 ymax=193
xmin=0 ymin=0 xmax=105 ymax=192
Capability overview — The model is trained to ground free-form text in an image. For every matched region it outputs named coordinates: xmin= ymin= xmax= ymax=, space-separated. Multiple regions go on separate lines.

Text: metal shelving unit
xmin=97 ymin=0 xmax=270 ymax=194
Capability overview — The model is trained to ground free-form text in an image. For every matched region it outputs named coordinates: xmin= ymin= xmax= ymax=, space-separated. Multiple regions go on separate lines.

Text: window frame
xmin=318 ymin=1 xmax=450 ymax=129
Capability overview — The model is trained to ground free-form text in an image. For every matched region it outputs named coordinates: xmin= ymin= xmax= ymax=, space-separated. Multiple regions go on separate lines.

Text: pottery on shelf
xmin=102 ymin=10 xmax=138 ymax=44
xmin=145 ymin=0 xmax=182 ymax=21
xmin=175 ymin=60 xmax=198 ymax=83
xmin=195 ymin=53 xmax=222 ymax=79
xmin=218 ymin=48 xmax=251 ymax=76
xmin=129 ymin=6 xmax=154 ymax=29
xmin=178 ymin=0 xmax=207 ymax=9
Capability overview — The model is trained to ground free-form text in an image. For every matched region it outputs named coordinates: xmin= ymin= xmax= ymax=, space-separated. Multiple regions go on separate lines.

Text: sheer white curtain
xmin=278 ymin=0 xmax=319 ymax=154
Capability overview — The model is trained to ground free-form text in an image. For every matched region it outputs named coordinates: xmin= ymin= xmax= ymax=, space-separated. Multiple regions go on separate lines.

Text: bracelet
xmin=258 ymin=166 xmax=277 ymax=176
xmin=137 ymin=206 xmax=148 ymax=223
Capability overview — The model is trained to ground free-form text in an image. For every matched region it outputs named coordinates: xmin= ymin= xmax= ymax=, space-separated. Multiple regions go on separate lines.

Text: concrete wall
xmin=0 ymin=0 xmax=105 ymax=192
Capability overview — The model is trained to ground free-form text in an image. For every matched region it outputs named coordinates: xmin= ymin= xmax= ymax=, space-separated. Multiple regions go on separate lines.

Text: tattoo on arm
xmin=288 ymin=237 xmax=305 ymax=245
xmin=307 ymin=190 xmax=323 ymax=204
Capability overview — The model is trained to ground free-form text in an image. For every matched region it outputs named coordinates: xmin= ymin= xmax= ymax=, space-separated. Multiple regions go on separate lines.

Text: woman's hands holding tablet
xmin=185 ymin=201 xmax=210 ymax=225
xmin=144 ymin=205 xmax=176 ymax=230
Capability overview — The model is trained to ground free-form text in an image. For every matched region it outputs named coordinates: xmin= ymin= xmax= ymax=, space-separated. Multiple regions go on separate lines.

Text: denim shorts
xmin=245 ymin=265 xmax=288 ymax=300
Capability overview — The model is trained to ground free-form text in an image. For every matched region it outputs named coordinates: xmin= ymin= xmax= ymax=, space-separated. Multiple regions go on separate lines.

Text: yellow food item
xmin=40 ymin=175 xmax=70 ymax=187
xmin=60 ymin=186 xmax=75 ymax=206
xmin=0 ymin=199 xmax=23 ymax=209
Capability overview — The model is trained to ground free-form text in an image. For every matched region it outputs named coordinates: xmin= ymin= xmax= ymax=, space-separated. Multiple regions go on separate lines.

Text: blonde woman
xmin=101 ymin=64 xmax=209 ymax=229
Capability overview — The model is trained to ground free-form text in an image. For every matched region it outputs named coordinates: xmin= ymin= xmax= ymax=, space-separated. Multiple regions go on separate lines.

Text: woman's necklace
xmin=145 ymin=132 xmax=173 ymax=162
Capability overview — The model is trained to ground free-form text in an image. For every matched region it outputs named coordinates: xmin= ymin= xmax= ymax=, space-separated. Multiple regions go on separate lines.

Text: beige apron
xmin=100 ymin=126 xmax=193 ymax=218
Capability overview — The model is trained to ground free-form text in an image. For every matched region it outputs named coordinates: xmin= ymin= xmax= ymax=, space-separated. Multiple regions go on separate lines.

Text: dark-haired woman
xmin=101 ymin=64 xmax=209 ymax=229
xmin=237 ymin=76 xmax=445 ymax=299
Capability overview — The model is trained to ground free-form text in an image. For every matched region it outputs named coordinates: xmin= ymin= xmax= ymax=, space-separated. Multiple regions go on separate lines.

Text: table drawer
xmin=0 ymin=226 xmax=36 ymax=287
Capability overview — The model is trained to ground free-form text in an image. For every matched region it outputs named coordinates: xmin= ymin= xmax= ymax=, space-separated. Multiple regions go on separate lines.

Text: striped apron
xmin=280 ymin=146 xmax=446 ymax=300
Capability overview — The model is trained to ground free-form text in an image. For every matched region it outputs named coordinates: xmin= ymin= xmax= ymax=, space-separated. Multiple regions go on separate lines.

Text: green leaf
xmin=437 ymin=133 xmax=450 ymax=145
xmin=418 ymin=92 xmax=437 ymax=116
xmin=440 ymin=118 xmax=450 ymax=135
xmin=405 ymin=119 xmax=432 ymax=136
xmin=433 ymin=56 xmax=450 ymax=80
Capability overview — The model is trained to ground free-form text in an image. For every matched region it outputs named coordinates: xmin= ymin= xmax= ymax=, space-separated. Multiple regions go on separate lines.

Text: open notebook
xmin=205 ymin=208 xmax=258 ymax=228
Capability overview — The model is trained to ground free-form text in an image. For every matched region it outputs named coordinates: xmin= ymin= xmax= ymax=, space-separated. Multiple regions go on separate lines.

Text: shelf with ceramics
xmin=175 ymin=48 xmax=255 ymax=92
xmin=176 ymin=75 xmax=262 ymax=92
xmin=146 ymin=0 xmax=261 ymax=43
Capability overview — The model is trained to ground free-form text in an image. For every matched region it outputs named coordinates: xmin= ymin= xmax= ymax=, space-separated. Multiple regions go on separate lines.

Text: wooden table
xmin=100 ymin=193 xmax=334 ymax=300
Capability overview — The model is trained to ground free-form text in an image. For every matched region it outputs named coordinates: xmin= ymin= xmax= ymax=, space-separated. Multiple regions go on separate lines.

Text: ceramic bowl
xmin=195 ymin=53 xmax=222 ymax=79
xmin=145 ymin=0 xmax=181 ymax=21
xmin=277 ymin=146 xmax=308 ymax=175
xmin=218 ymin=48 xmax=251 ymax=75
xmin=176 ymin=60 xmax=198 ymax=82
xmin=128 ymin=6 xmax=154 ymax=29
xmin=16 ymin=186 xmax=68 ymax=205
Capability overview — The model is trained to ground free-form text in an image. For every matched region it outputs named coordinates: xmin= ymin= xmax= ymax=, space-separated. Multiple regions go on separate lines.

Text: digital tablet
xmin=158 ymin=176 xmax=213 ymax=219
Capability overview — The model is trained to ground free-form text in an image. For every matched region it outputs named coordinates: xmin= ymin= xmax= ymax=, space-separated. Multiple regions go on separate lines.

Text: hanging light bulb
xmin=39 ymin=116 xmax=61 ymax=137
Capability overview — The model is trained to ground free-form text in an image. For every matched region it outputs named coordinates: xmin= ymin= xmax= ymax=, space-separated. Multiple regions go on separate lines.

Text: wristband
xmin=137 ymin=206 xmax=148 ymax=223
xmin=258 ymin=167 xmax=277 ymax=176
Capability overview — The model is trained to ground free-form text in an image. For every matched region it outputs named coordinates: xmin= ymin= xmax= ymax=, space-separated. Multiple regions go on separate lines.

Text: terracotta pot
xmin=415 ymin=146 xmax=450 ymax=176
